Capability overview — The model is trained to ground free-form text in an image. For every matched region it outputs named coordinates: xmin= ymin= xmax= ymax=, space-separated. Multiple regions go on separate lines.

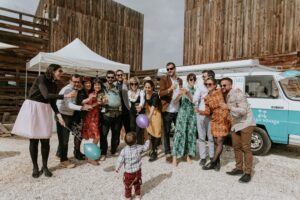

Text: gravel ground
xmin=0 ymin=134 xmax=299 ymax=200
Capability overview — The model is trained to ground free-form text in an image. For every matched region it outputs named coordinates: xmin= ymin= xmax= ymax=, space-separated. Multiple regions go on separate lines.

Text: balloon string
xmin=55 ymin=117 xmax=82 ymax=141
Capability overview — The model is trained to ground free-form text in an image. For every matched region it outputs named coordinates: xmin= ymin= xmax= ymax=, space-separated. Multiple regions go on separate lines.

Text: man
xmin=100 ymin=70 xmax=123 ymax=161
xmin=220 ymin=77 xmax=256 ymax=183
xmin=56 ymin=74 xmax=91 ymax=168
xmin=159 ymin=62 xmax=182 ymax=162
xmin=115 ymin=69 xmax=130 ymax=133
xmin=193 ymin=70 xmax=215 ymax=166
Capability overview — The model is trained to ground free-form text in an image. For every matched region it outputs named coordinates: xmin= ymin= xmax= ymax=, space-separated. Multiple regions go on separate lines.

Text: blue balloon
xmin=84 ymin=143 xmax=101 ymax=160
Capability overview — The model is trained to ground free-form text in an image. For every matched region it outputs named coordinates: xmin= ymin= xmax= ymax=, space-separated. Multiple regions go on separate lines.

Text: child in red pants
xmin=116 ymin=132 xmax=150 ymax=200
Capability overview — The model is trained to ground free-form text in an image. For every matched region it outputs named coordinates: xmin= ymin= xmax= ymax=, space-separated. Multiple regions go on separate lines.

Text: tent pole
xmin=25 ymin=63 xmax=28 ymax=99
xmin=38 ymin=63 xmax=41 ymax=75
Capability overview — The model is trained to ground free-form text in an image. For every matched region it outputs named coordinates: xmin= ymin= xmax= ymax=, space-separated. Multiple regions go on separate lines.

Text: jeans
xmin=196 ymin=114 xmax=214 ymax=159
xmin=162 ymin=112 xmax=177 ymax=155
xmin=100 ymin=114 xmax=122 ymax=155
xmin=56 ymin=114 xmax=73 ymax=162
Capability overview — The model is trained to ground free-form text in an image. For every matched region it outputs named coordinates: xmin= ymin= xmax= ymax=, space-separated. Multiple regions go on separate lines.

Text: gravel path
xmin=0 ymin=135 xmax=299 ymax=200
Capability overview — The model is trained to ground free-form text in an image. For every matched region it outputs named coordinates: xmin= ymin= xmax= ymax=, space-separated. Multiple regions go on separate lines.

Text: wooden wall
xmin=0 ymin=7 xmax=50 ymax=116
xmin=36 ymin=0 xmax=144 ymax=72
xmin=184 ymin=0 xmax=300 ymax=69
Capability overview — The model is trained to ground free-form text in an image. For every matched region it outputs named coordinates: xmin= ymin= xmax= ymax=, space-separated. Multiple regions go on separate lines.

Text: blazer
xmin=159 ymin=75 xmax=182 ymax=112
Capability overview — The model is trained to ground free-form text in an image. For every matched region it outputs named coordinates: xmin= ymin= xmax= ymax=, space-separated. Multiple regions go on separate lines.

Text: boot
xmin=32 ymin=167 xmax=40 ymax=178
xmin=149 ymin=150 xmax=158 ymax=162
xmin=41 ymin=167 xmax=53 ymax=177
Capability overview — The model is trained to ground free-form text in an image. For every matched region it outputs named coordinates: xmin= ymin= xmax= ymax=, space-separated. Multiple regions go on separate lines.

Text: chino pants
xmin=197 ymin=114 xmax=214 ymax=159
xmin=232 ymin=126 xmax=254 ymax=174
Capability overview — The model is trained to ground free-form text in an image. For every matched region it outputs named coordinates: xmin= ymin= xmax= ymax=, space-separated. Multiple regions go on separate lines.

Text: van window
xmin=279 ymin=76 xmax=300 ymax=100
xmin=245 ymin=75 xmax=278 ymax=98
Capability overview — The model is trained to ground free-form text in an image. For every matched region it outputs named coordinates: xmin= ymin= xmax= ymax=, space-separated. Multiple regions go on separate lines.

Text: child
xmin=116 ymin=132 xmax=150 ymax=200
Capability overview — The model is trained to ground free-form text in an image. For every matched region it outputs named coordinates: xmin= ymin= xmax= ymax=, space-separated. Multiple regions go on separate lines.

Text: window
xmin=280 ymin=76 xmax=300 ymax=101
xmin=245 ymin=75 xmax=278 ymax=99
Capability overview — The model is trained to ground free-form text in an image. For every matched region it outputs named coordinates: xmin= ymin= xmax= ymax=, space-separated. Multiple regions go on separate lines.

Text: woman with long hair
xmin=172 ymin=73 xmax=197 ymax=166
xmin=128 ymin=76 xmax=145 ymax=144
xmin=82 ymin=78 xmax=104 ymax=165
xmin=197 ymin=77 xmax=231 ymax=171
xmin=12 ymin=64 xmax=75 ymax=178
xmin=143 ymin=80 xmax=162 ymax=162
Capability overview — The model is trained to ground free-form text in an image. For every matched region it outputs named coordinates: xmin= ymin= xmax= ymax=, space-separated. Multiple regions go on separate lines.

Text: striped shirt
xmin=116 ymin=140 xmax=150 ymax=173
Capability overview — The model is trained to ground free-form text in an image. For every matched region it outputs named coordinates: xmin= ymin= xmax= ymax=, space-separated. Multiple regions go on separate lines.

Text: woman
xmin=197 ymin=78 xmax=231 ymax=171
xmin=12 ymin=64 xmax=75 ymax=178
xmin=144 ymin=80 xmax=162 ymax=162
xmin=128 ymin=76 xmax=145 ymax=144
xmin=73 ymin=77 xmax=93 ymax=160
xmin=82 ymin=78 xmax=104 ymax=165
xmin=172 ymin=73 xmax=197 ymax=166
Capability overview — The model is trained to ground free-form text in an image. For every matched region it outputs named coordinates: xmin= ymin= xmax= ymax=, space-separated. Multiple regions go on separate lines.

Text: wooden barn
xmin=35 ymin=0 xmax=143 ymax=72
xmin=184 ymin=0 xmax=300 ymax=69
xmin=0 ymin=0 xmax=143 ymax=121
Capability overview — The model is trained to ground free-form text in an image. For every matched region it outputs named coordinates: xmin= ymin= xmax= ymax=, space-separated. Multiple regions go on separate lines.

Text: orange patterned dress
xmin=202 ymin=89 xmax=231 ymax=137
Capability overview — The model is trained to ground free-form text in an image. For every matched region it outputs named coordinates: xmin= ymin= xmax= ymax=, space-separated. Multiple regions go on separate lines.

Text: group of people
xmin=12 ymin=62 xmax=256 ymax=200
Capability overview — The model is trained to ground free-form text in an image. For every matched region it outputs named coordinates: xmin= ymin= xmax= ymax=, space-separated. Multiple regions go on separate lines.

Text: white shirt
xmin=166 ymin=77 xmax=180 ymax=113
xmin=56 ymin=84 xmax=82 ymax=116
xmin=128 ymin=89 xmax=145 ymax=108
xmin=193 ymin=81 xmax=208 ymax=111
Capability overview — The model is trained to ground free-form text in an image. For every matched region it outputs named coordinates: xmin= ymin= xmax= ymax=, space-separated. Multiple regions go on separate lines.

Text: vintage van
xmin=157 ymin=59 xmax=300 ymax=155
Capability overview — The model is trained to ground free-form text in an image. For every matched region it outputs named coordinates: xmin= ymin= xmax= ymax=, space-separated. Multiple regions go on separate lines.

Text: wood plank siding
xmin=36 ymin=0 xmax=143 ymax=72
xmin=184 ymin=0 xmax=300 ymax=69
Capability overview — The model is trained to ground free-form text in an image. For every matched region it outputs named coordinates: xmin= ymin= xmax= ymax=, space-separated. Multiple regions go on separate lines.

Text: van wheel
xmin=251 ymin=127 xmax=271 ymax=156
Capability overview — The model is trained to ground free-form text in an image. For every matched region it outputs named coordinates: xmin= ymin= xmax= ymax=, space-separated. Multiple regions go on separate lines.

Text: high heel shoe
xmin=202 ymin=161 xmax=216 ymax=170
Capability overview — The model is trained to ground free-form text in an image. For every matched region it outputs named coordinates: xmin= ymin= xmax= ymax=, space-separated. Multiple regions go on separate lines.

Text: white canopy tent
xmin=26 ymin=38 xmax=130 ymax=77
xmin=25 ymin=38 xmax=130 ymax=98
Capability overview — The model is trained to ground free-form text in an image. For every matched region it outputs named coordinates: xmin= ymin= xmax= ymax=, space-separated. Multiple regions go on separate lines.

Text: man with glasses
xmin=159 ymin=62 xmax=182 ymax=162
xmin=220 ymin=77 xmax=256 ymax=183
xmin=56 ymin=74 xmax=92 ymax=168
xmin=193 ymin=70 xmax=215 ymax=166
xmin=100 ymin=70 xmax=123 ymax=161
xmin=114 ymin=69 xmax=130 ymax=134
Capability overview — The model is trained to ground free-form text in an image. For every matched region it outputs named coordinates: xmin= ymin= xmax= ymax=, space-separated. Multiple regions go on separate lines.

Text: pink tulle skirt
xmin=12 ymin=99 xmax=53 ymax=139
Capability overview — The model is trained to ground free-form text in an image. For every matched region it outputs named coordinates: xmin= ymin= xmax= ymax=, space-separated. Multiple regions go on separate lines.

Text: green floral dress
xmin=172 ymin=86 xmax=197 ymax=158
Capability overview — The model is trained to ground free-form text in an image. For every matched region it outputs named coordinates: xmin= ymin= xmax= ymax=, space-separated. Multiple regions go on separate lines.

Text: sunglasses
xmin=167 ymin=66 xmax=175 ymax=71
xmin=221 ymin=84 xmax=227 ymax=88
xmin=116 ymin=74 xmax=123 ymax=77
xmin=130 ymin=83 xmax=138 ymax=86
xmin=106 ymin=76 xmax=114 ymax=79
xmin=205 ymin=83 xmax=214 ymax=87
xmin=189 ymin=78 xmax=196 ymax=82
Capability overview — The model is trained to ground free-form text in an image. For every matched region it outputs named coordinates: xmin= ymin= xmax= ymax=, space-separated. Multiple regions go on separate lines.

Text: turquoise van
xmin=158 ymin=59 xmax=300 ymax=155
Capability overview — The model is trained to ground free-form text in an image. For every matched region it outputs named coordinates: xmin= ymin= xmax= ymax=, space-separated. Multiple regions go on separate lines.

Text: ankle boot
xmin=149 ymin=150 xmax=158 ymax=162
xmin=32 ymin=167 xmax=40 ymax=178
xmin=42 ymin=167 xmax=53 ymax=177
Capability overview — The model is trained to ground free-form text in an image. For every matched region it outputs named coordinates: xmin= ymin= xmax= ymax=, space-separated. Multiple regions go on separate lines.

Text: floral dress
xmin=82 ymin=92 xmax=100 ymax=140
xmin=172 ymin=86 xmax=197 ymax=158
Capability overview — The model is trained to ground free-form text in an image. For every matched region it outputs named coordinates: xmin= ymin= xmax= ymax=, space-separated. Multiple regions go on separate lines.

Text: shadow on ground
xmin=0 ymin=151 xmax=20 ymax=160
xmin=142 ymin=172 xmax=172 ymax=195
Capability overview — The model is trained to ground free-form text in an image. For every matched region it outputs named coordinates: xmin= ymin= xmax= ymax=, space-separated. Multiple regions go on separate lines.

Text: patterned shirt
xmin=116 ymin=140 xmax=150 ymax=173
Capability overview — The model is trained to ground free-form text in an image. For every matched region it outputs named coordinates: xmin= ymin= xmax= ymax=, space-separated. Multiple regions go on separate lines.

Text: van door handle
xmin=271 ymin=106 xmax=284 ymax=109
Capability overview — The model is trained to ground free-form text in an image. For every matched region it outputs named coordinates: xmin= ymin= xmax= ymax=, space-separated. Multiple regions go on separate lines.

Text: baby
xmin=115 ymin=132 xmax=150 ymax=200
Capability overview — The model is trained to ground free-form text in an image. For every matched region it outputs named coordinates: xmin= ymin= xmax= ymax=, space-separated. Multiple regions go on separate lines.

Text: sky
xmin=0 ymin=0 xmax=184 ymax=70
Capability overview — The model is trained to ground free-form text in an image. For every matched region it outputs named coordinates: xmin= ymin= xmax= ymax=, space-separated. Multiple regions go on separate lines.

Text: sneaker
xmin=239 ymin=174 xmax=251 ymax=183
xmin=41 ymin=167 xmax=53 ymax=177
xmin=61 ymin=160 xmax=75 ymax=168
xmin=199 ymin=159 xmax=206 ymax=166
xmin=100 ymin=155 xmax=106 ymax=161
xmin=226 ymin=168 xmax=244 ymax=176
xmin=202 ymin=161 xmax=216 ymax=170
